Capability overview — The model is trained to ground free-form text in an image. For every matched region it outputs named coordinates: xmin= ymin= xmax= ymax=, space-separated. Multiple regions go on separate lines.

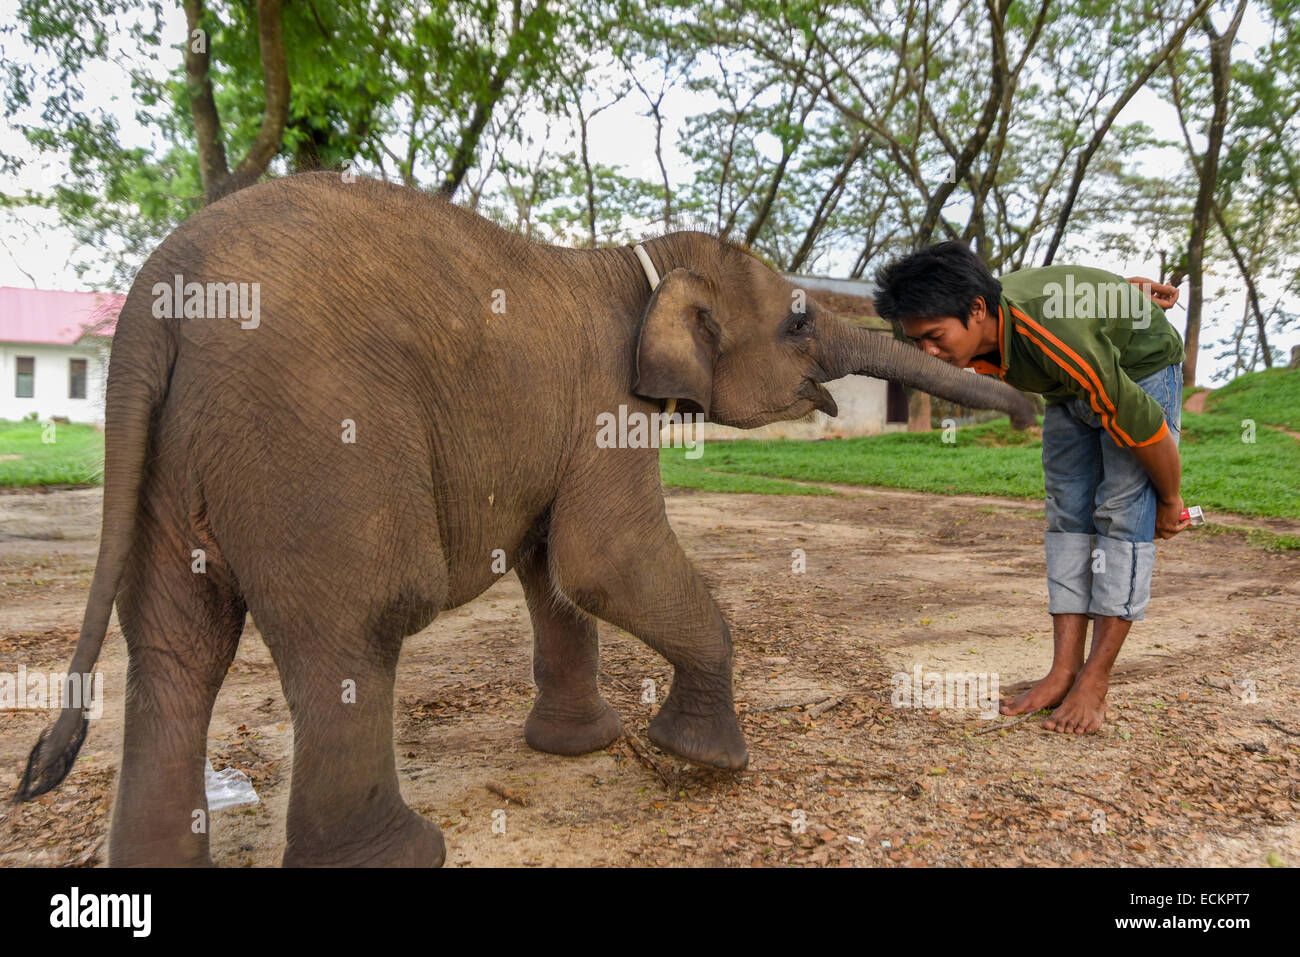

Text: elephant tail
xmin=15 ymin=287 xmax=177 ymax=801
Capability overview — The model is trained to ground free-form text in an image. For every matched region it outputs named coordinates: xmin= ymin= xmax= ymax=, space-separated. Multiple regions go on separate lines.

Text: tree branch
xmin=184 ymin=0 xmax=229 ymax=202
xmin=206 ymin=0 xmax=290 ymax=203
xmin=1041 ymin=0 xmax=1216 ymax=264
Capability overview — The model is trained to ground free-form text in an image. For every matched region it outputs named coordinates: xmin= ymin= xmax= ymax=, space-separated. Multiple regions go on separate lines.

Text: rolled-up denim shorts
xmin=1042 ymin=362 xmax=1182 ymax=621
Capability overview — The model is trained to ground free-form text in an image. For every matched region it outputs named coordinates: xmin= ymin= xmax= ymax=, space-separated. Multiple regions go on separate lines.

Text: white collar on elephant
xmin=632 ymin=243 xmax=677 ymax=419
xmin=633 ymin=242 xmax=660 ymax=290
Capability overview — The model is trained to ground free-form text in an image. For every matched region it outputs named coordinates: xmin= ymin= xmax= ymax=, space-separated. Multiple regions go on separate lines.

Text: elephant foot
xmin=647 ymin=672 xmax=748 ymax=771
xmin=284 ymin=803 xmax=445 ymax=868
xmin=525 ymin=693 xmax=622 ymax=756
xmin=109 ymin=842 xmax=215 ymax=868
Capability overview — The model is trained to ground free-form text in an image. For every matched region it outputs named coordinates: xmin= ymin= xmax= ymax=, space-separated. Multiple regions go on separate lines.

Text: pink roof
xmin=0 ymin=286 xmax=123 ymax=345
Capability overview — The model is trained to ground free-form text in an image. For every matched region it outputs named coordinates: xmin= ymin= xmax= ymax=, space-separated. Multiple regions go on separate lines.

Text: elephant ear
xmin=633 ymin=267 xmax=719 ymax=415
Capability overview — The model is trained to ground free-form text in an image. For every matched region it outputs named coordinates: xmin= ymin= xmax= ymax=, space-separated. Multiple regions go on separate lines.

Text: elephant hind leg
xmin=517 ymin=534 xmax=621 ymax=756
xmin=109 ymin=518 xmax=247 ymax=867
xmin=264 ymin=624 xmax=444 ymax=867
xmin=246 ymin=561 xmax=447 ymax=867
xmin=209 ymin=454 xmax=452 ymax=866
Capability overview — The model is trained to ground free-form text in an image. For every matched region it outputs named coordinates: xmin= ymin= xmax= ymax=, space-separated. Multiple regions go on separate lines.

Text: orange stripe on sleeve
xmin=1131 ymin=420 xmax=1170 ymax=447
xmin=1014 ymin=324 xmax=1137 ymax=447
xmin=1009 ymin=307 xmax=1137 ymax=436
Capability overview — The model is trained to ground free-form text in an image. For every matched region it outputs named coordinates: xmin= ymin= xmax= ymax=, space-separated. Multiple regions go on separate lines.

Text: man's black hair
xmin=872 ymin=241 xmax=1002 ymax=327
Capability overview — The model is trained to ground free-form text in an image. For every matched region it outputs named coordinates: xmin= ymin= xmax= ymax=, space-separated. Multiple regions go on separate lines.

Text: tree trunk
xmin=907 ymin=389 xmax=932 ymax=432
xmin=1183 ymin=4 xmax=1246 ymax=385
xmin=185 ymin=0 xmax=289 ymax=206
xmin=1211 ymin=200 xmax=1271 ymax=368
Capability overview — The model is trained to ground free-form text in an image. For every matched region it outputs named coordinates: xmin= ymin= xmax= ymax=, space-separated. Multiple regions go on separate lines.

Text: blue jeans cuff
xmin=1046 ymin=531 xmax=1093 ymax=615
xmin=1088 ymin=535 xmax=1156 ymax=620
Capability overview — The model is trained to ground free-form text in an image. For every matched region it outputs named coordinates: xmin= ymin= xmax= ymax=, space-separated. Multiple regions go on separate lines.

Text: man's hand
xmin=1126 ymin=276 xmax=1179 ymax=310
xmin=1156 ymin=494 xmax=1191 ymax=539
xmin=1131 ymin=431 xmax=1188 ymax=539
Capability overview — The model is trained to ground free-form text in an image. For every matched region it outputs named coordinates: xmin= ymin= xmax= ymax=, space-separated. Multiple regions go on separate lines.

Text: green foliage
xmin=505 ymin=153 xmax=666 ymax=246
xmin=1 ymin=1 xmax=601 ymax=282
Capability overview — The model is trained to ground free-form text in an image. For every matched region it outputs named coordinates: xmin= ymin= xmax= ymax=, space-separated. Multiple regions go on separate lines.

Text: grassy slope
xmin=1204 ymin=367 xmax=1300 ymax=431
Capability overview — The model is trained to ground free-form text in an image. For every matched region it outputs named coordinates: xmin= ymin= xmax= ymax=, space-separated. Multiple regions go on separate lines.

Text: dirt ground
xmin=1 ymin=483 xmax=1297 ymax=867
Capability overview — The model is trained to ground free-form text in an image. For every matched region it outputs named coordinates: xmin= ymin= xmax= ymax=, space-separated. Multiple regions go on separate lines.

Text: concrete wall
xmin=0 ymin=340 xmax=110 ymax=424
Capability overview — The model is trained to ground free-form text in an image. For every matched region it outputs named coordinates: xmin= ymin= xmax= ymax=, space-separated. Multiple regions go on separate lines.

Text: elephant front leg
xmin=643 ymin=627 xmax=747 ymax=772
xmin=516 ymin=540 xmax=622 ymax=755
xmin=548 ymin=484 xmax=748 ymax=771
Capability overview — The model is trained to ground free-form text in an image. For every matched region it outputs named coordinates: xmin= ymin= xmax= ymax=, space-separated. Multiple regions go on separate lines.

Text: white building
xmin=0 ymin=287 xmax=122 ymax=425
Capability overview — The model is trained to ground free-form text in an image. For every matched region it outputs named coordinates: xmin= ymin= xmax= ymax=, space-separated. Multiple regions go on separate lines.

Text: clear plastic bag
xmin=205 ymin=759 xmax=259 ymax=811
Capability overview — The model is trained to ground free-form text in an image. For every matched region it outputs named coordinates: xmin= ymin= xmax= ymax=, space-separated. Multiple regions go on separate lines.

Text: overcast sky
xmin=1 ymin=1 xmax=1293 ymax=380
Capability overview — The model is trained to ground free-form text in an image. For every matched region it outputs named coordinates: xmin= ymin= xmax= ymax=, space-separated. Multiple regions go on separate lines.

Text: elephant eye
xmin=786 ymin=314 xmax=812 ymax=335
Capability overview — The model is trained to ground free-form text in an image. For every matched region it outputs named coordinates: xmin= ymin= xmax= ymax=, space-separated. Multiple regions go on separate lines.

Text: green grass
xmin=1204 ymin=367 xmax=1300 ymax=431
xmin=662 ymin=418 xmax=1047 ymax=498
xmin=660 ymin=456 xmax=837 ymax=495
xmin=661 ymin=368 xmax=1300 ymax=529
xmin=0 ymin=419 xmax=105 ymax=487
xmin=1178 ymin=411 xmax=1300 ymax=518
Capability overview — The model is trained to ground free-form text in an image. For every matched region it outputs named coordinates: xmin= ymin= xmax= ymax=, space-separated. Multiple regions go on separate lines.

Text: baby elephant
xmin=17 ymin=172 xmax=1033 ymax=866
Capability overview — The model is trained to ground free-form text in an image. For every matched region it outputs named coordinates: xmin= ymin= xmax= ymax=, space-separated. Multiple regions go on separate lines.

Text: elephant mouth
xmin=797 ymin=379 xmax=838 ymax=417
xmin=723 ymin=381 xmax=839 ymax=429
xmin=667 ymin=398 xmax=706 ymax=417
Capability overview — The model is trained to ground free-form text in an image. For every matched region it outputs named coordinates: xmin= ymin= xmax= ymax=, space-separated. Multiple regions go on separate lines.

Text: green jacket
xmin=967 ymin=265 xmax=1185 ymax=448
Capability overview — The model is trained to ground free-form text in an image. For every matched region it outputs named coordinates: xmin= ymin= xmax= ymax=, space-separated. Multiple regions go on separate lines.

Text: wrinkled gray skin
xmin=17 ymin=173 xmax=1034 ymax=866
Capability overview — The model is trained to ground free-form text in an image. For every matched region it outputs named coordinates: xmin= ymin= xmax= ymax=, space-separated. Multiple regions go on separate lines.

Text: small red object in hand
xmin=1180 ymin=506 xmax=1206 ymax=526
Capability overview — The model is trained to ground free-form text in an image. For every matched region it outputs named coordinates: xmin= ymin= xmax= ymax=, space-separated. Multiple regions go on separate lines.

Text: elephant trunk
xmin=820 ymin=316 xmax=1037 ymax=429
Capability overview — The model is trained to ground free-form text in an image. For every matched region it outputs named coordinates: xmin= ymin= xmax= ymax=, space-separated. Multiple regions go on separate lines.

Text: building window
xmin=16 ymin=357 xmax=34 ymax=398
xmin=69 ymin=359 xmax=87 ymax=399
xmin=886 ymin=380 xmax=910 ymax=423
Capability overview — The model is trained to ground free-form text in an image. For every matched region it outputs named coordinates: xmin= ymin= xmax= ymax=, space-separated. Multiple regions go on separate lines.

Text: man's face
xmin=899 ymin=313 xmax=984 ymax=368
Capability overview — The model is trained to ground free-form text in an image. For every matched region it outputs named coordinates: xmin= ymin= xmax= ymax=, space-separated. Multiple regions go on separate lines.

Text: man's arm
xmin=1007 ymin=304 xmax=1189 ymax=538
xmin=1122 ymin=280 xmax=1187 ymax=537
xmin=1128 ymin=432 xmax=1191 ymax=539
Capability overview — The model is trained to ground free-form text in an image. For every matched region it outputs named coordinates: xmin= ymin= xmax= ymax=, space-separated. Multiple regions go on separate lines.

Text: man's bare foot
xmin=999 ymin=667 xmax=1076 ymax=716
xmin=1044 ymin=672 xmax=1108 ymax=733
